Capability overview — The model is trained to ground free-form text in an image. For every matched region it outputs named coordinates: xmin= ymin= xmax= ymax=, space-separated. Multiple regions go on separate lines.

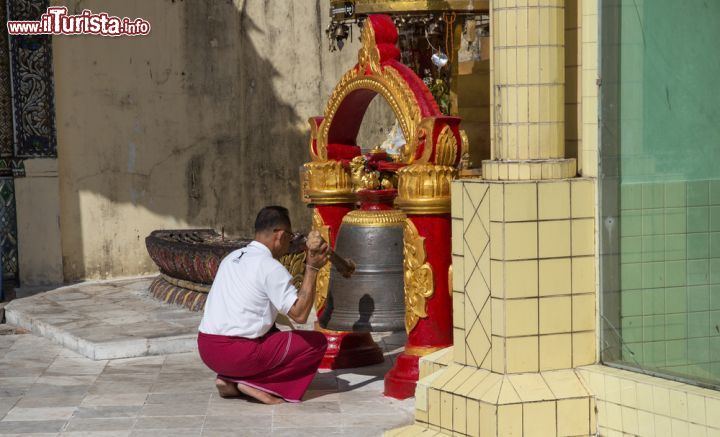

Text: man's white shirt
xmin=199 ymin=241 xmax=298 ymax=338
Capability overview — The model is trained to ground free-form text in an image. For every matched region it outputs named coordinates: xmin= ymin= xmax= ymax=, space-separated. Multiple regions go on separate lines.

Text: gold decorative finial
xmin=403 ymin=219 xmax=434 ymax=333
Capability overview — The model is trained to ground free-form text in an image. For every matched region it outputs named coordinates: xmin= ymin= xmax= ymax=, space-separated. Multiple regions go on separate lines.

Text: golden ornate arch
xmin=308 ymin=15 xmax=462 ymax=168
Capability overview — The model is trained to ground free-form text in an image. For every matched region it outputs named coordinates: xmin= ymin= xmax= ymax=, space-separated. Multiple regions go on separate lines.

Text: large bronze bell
xmin=320 ymin=206 xmax=407 ymax=332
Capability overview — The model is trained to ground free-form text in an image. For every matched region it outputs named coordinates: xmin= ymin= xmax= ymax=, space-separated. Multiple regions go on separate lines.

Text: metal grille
xmin=0 ymin=177 xmax=18 ymax=283
xmin=7 ymin=0 xmax=57 ymax=159
xmin=0 ymin=0 xmax=13 ymax=157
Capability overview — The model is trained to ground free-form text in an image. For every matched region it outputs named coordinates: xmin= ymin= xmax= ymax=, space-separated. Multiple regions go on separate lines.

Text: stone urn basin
xmin=145 ymin=229 xmax=251 ymax=285
xmin=145 ymin=229 xmax=307 ymax=311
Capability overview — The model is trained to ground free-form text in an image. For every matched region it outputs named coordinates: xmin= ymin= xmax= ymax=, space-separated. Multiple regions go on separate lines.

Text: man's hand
xmin=305 ymin=230 xmax=329 ymax=269
xmin=287 ymin=230 xmax=329 ymax=325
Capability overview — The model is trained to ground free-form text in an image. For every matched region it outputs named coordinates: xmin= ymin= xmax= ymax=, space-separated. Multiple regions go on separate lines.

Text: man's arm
xmin=287 ymin=231 xmax=328 ymax=324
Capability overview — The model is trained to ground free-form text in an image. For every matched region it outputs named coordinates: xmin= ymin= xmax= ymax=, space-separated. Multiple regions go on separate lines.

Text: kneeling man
xmin=198 ymin=206 xmax=329 ymax=404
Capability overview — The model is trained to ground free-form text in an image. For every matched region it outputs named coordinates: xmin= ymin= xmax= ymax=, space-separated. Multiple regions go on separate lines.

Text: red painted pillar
xmin=384 ymin=213 xmax=453 ymax=399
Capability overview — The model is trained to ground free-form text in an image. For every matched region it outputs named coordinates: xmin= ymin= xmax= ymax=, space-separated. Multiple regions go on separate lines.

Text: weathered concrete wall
xmin=50 ymin=0 xmax=343 ymax=281
xmin=24 ymin=0 xmax=474 ymax=284
xmin=16 ymin=159 xmax=63 ymax=285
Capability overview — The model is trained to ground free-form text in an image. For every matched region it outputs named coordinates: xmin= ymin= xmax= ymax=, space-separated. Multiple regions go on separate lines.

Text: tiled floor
xmin=0 ymin=278 xmax=415 ymax=436
xmin=5 ymin=278 xmax=202 ymax=360
xmin=0 ymin=332 xmax=414 ymax=436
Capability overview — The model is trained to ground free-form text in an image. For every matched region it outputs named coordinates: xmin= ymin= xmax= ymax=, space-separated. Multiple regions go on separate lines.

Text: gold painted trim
xmin=341 ymin=209 xmax=407 ymax=227
xmin=306 ymin=191 xmax=358 ymax=205
xmin=404 ymin=345 xmax=445 ymax=357
xmin=312 ymin=210 xmax=332 ymax=311
xmin=448 ymin=265 xmax=453 ymax=296
xmin=403 ymin=219 xmax=435 ymax=333
xmin=160 ymin=273 xmax=210 ymax=293
xmin=394 ymin=197 xmax=451 ymax=214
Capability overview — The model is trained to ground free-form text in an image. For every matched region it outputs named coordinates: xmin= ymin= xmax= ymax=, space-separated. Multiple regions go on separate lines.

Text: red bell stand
xmin=384 ymin=214 xmax=453 ymax=399
xmin=313 ymin=203 xmax=385 ymax=370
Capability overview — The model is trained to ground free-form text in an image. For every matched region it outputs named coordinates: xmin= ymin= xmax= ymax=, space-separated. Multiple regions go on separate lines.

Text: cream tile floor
xmin=0 ymin=295 xmax=414 ymax=436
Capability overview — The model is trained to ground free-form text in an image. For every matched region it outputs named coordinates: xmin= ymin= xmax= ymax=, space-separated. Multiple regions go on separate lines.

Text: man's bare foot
xmin=215 ymin=378 xmax=242 ymax=398
xmin=236 ymin=383 xmax=285 ymax=405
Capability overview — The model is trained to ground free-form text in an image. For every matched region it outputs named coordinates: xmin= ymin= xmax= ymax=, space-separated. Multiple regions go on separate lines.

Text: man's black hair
xmin=254 ymin=206 xmax=292 ymax=233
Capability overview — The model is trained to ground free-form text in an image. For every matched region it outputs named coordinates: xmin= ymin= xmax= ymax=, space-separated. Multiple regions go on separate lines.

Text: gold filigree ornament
xmin=303 ymin=160 xmax=355 ymax=204
xmin=357 ymin=19 xmax=382 ymax=74
xmin=279 ymin=251 xmax=307 ymax=290
xmin=349 ymin=156 xmax=367 ymax=189
xmin=342 ymin=209 xmax=406 ymax=227
xmin=312 ymin=209 xmax=332 ymax=311
xmin=350 ymin=155 xmax=381 ymax=191
xmin=459 ymin=129 xmax=470 ymax=160
xmin=403 ymin=219 xmax=434 ymax=333
xmin=313 ymin=21 xmax=429 ymax=165
xmin=395 ymin=164 xmax=457 ymax=214
xmin=308 ymin=116 xmax=322 ymax=162
xmin=434 ymin=125 xmax=459 ymax=167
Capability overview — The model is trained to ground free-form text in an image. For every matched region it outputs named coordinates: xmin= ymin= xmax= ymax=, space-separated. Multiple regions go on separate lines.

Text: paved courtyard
xmin=5 ymin=278 xmax=201 ymax=360
xmin=0 ymin=278 xmax=416 ymax=436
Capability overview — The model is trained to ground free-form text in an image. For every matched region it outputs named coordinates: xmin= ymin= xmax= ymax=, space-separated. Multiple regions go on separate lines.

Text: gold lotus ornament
xmin=312 ymin=210 xmax=332 ymax=311
xmin=403 ymin=219 xmax=434 ymax=333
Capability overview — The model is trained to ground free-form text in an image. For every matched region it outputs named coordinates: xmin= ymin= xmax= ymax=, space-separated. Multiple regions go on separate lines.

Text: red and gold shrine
xmin=302 ymin=14 xmax=465 ymax=399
